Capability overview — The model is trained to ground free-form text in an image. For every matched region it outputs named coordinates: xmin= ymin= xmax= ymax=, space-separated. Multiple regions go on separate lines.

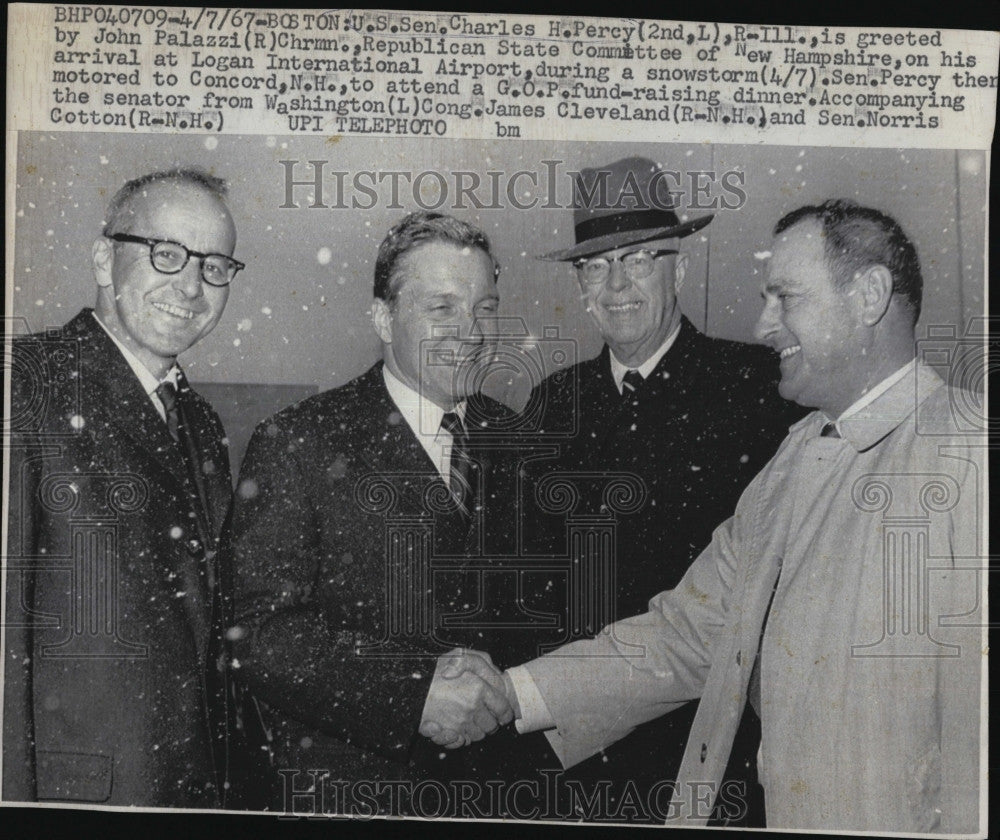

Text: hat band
xmin=575 ymin=209 xmax=679 ymax=245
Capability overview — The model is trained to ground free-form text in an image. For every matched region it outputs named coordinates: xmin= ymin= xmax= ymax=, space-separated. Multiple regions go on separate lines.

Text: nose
xmin=753 ymin=298 xmax=779 ymax=344
xmin=171 ymin=259 xmax=205 ymax=299
xmin=606 ymin=258 xmax=630 ymax=292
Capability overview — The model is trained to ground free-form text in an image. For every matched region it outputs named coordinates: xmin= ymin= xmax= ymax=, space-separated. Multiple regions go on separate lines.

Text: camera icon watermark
xmin=915 ymin=317 xmax=994 ymax=438
xmin=418 ymin=317 xmax=579 ymax=440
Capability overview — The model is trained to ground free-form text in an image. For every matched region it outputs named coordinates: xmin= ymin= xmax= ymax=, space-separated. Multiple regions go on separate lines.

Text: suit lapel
xmin=172 ymin=371 xmax=232 ymax=538
xmin=591 ymin=317 xmax=702 ymax=429
xmin=568 ymin=319 xmax=702 ymax=455
xmin=70 ymin=312 xmax=189 ymax=488
xmin=174 ymin=370 xmax=225 ymax=538
xmin=637 ymin=316 xmax=698 ymax=413
xmin=69 ymin=312 xmax=216 ymax=660
xmin=578 ymin=347 xmax=632 ymax=448
xmin=356 ymin=364 xmax=476 ymax=553
xmin=351 ymin=364 xmax=444 ymax=477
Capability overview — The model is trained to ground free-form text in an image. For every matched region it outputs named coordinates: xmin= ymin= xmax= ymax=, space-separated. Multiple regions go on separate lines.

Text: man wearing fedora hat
xmin=477 ymin=157 xmax=800 ymax=823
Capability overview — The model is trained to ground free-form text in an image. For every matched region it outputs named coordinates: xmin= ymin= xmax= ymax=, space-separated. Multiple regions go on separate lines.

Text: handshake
xmin=418 ymin=648 xmax=520 ymax=749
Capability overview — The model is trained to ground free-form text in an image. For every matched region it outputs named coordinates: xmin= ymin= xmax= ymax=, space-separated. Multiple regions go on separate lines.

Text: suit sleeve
xmin=225 ymin=417 xmax=435 ymax=763
xmin=521 ymin=471 xmax=756 ymax=762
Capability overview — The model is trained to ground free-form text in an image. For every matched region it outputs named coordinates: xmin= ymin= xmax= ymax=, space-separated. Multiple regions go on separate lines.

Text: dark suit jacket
xmin=227 ymin=362 xmax=511 ymax=815
xmin=2 ymin=309 xmax=238 ymax=807
xmin=479 ymin=317 xmax=803 ymax=820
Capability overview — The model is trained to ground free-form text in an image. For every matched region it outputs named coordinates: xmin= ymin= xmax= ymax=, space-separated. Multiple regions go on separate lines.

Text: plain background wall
xmin=11 ymin=133 xmax=986 ymax=413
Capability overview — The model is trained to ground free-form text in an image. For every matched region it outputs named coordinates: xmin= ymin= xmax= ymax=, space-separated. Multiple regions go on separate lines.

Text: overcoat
xmin=522 ymin=366 xmax=982 ymax=833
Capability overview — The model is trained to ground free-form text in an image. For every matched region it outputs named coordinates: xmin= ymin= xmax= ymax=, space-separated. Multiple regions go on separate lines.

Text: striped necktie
xmin=622 ymin=369 xmax=643 ymax=399
xmin=156 ymin=380 xmax=181 ymax=443
xmin=440 ymin=411 xmax=474 ymax=516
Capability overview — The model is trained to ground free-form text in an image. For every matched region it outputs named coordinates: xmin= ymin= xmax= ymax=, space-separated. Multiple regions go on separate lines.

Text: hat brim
xmin=537 ymin=214 xmax=714 ymax=262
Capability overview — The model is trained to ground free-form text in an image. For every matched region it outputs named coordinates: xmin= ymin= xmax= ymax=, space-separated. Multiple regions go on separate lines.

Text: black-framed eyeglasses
xmin=107 ymin=233 xmax=245 ymax=287
xmin=573 ymin=248 xmax=678 ymax=285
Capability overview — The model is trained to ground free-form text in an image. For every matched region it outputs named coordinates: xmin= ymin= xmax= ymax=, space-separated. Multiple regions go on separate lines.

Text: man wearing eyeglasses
xmin=479 ymin=157 xmax=800 ymax=823
xmin=3 ymin=169 xmax=256 ymax=808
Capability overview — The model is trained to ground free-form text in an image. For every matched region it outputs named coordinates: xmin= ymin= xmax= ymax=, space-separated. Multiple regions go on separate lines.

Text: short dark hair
xmin=103 ymin=168 xmax=229 ymax=236
xmin=373 ymin=211 xmax=497 ymax=303
xmin=773 ymin=199 xmax=922 ymax=323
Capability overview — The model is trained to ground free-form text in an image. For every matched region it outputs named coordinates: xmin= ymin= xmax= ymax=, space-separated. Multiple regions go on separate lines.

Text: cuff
xmin=506 ymin=665 xmax=555 ymax=734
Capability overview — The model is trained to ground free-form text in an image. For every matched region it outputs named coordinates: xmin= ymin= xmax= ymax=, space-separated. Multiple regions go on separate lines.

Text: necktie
xmin=622 ymin=369 xmax=643 ymax=399
xmin=158 ymin=381 xmax=180 ymax=442
xmin=156 ymin=379 xmax=181 ymax=441
xmin=820 ymin=421 xmax=841 ymax=438
xmin=440 ymin=411 xmax=474 ymax=516
xmin=156 ymin=380 xmax=214 ymax=572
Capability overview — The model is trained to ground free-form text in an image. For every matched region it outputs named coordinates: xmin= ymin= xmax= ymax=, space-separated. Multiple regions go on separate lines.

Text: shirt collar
xmin=820 ymin=360 xmax=940 ymax=451
xmin=382 ymin=364 xmax=465 ymax=439
xmin=92 ymin=310 xmax=179 ymax=394
xmin=609 ymin=320 xmax=682 ymax=393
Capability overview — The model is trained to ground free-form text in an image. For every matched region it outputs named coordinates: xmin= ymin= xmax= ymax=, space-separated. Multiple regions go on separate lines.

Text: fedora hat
xmin=539 ymin=156 xmax=713 ymax=262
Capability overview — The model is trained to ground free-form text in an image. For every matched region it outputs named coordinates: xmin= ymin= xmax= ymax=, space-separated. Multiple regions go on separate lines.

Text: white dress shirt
xmin=382 ymin=364 xmax=466 ymax=487
xmin=92 ymin=311 xmax=178 ymax=421
xmin=608 ymin=320 xmax=682 ymax=393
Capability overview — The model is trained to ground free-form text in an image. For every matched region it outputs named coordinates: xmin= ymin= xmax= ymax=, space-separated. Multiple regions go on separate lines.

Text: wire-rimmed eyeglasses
xmin=573 ymin=248 xmax=678 ymax=286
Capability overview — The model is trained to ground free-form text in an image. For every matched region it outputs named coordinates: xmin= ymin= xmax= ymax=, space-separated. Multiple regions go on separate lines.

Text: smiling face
xmin=577 ymin=238 xmax=685 ymax=368
xmin=373 ymin=240 xmax=499 ymax=409
xmin=93 ymin=180 xmax=235 ymax=378
xmin=754 ymin=218 xmax=867 ymax=416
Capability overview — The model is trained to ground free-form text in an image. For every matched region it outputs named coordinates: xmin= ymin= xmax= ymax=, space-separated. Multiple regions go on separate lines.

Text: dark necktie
xmin=440 ymin=411 xmax=474 ymax=516
xmin=622 ymin=369 xmax=643 ymax=399
xmin=820 ymin=421 xmax=841 ymax=438
xmin=156 ymin=379 xmax=182 ymax=443
xmin=156 ymin=380 xmax=214 ymax=570
xmin=158 ymin=381 xmax=180 ymax=443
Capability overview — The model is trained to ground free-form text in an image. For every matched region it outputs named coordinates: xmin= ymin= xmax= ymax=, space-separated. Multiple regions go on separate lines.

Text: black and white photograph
xmin=3 ymin=5 xmax=993 ymax=839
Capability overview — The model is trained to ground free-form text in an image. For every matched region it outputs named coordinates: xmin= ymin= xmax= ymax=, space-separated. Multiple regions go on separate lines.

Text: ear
xmin=673 ymin=252 xmax=689 ymax=294
xmin=93 ymin=237 xmax=114 ymax=287
xmin=857 ymin=264 xmax=894 ymax=326
xmin=371 ymin=297 xmax=393 ymax=344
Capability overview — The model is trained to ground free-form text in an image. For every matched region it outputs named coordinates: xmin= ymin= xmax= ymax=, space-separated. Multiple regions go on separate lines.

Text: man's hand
xmin=418 ymin=648 xmax=513 ymax=748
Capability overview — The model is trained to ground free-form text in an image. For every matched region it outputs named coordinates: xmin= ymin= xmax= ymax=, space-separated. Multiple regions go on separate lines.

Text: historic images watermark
xmin=277 ymin=768 xmax=751 ymax=822
xmin=277 ymin=159 xmax=749 ymax=212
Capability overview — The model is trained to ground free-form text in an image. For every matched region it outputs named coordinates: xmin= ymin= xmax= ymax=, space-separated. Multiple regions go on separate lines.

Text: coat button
xmin=700 ymin=743 xmax=707 ymax=762
xmin=186 ymin=538 xmax=203 ymax=555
